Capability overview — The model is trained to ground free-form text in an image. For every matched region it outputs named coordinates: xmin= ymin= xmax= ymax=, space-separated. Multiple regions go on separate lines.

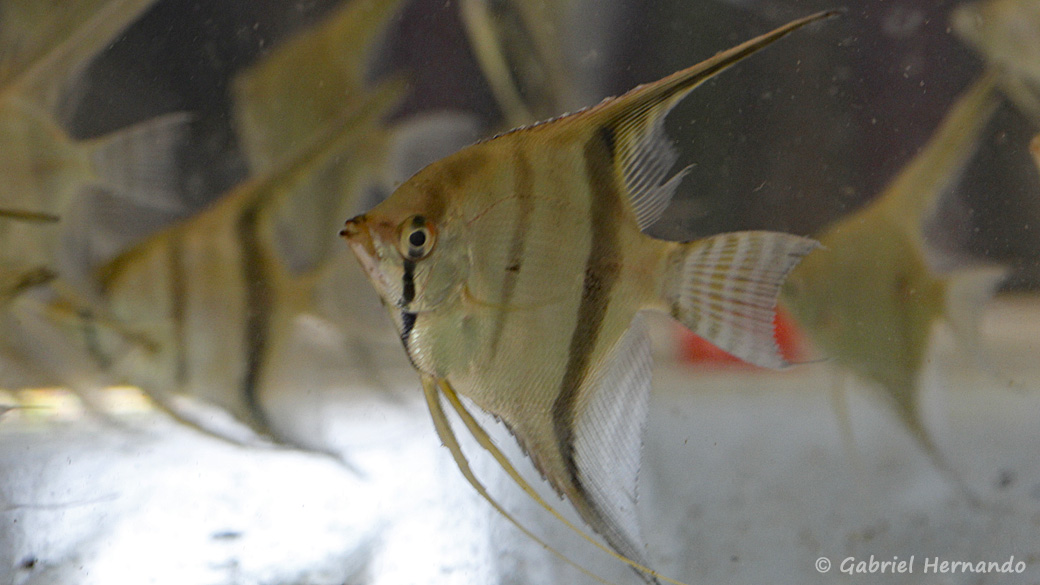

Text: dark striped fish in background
xmin=342 ymin=12 xmax=831 ymax=582
xmin=86 ymin=84 xmax=400 ymax=453
xmin=66 ymin=0 xmax=475 ymax=456
xmin=0 ymin=0 xmax=159 ymax=111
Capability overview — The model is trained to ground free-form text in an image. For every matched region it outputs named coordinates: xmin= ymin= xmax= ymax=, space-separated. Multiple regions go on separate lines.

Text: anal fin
xmin=573 ymin=313 xmax=654 ymax=577
xmin=430 ymin=374 xmax=691 ymax=585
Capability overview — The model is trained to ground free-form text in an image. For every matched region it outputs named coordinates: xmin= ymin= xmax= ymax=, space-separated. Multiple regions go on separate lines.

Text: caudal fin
xmin=86 ymin=112 xmax=193 ymax=212
xmin=661 ymin=231 xmax=819 ymax=369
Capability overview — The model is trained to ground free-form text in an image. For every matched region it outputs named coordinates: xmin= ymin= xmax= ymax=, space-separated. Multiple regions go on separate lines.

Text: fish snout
xmin=340 ymin=215 xmax=380 ymax=265
xmin=340 ymin=215 xmax=367 ymax=240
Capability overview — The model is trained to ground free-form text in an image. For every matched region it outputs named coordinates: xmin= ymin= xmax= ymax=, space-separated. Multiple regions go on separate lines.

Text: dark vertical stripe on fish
xmin=552 ymin=126 xmax=623 ymax=494
xmin=237 ymin=204 xmax=273 ymax=433
xmin=489 ymin=142 xmax=536 ymax=357
xmin=401 ymin=259 xmax=416 ymax=307
xmin=168 ymin=236 xmax=189 ymax=387
xmin=400 ymin=310 xmax=417 ymax=345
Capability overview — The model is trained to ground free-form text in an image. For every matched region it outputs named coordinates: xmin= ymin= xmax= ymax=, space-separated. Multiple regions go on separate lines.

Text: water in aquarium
xmin=0 ymin=1 xmax=1038 ymax=584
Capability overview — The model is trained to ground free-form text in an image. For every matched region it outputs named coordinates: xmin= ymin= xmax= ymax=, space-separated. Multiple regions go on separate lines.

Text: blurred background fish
xmin=781 ymin=73 xmax=1007 ymax=492
xmin=0 ymin=208 xmax=58 ymax=306
xmin=34 ymin=0 xmax=490 ymax=458
xmin=459 ymin=0 xmax=576 ymax=125
xmin=0 ymin=0 xmax=190 ymax=296
xmin=953 ymin=0 xmax=1040 ymax=122
xmin=42 ymin=0 xmax=410 ymax=455
xmin=0 ymin=0 xmax=158 ymax=111
xmin=76 ymin=86 xmax=399 ymax=453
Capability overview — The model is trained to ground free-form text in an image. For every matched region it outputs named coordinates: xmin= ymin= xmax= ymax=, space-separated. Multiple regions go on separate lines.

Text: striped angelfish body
xmin=343 ymin=11 xmax=831 ymax=580
xmin=0 ymin=206 xmax=59 ymax=304
xmin=94 ymin=186 xmax=289 ymax=433
xmin=89 ymin=89 xmax=395 ymax=445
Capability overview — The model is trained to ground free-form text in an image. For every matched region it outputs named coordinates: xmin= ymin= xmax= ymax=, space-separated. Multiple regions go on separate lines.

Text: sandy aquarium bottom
xmin=0 ymin=296 xmax=1038 ymax=585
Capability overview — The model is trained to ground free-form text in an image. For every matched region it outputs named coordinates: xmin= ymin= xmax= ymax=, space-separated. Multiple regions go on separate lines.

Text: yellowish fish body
xmin=59 ymin=0 xmax=415 ymax=453
xmin=79 ymin=81 xmax=399 ymax=452
xmin=344 ymin=12 xmax=833 ymax=580
xmin=0 ymin=0 xmax=187 ymax=303
xmin=782 ymin=74 xmax=1007 ymax=483
xmin=0 ymin=97 xmax=188 ymax=302
xmin=231 ymin=0 xmax=407 ymax=274
xmin=0 ymin=99 xmax=83 ymax=304
xmin=0 ymin=206 xmax=58 ymax=305
xmin=0 ymin=98 xmax=94 ymax=210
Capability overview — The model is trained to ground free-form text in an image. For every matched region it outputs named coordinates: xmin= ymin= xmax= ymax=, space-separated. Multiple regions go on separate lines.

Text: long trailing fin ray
xmin=419 ymin=375 xmax=624 ymax=585
xmin=435 ymin=378 xmax=692 ymax=585
xmin=0 ymin=208 xmax=60 ymax=223
xmin=665 ymin=231 xmax=820 ymax=369
xmin=573 ymin=313 xmax=654 ymax=576
xmin=584 ymin=10 xmax=836 ymax=231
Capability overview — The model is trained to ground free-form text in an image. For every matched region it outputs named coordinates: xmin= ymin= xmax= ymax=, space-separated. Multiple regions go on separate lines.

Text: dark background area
xmin=67 ymin=0 xmax=1040 ymax=289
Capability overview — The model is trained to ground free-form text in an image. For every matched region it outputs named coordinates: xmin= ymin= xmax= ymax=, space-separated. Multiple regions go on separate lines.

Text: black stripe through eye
xmin=401 ymin=259 xmax=416 ymax=306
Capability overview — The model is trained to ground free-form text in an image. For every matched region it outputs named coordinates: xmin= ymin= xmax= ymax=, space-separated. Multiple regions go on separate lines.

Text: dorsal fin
xmin=875 ymin=72 xmax=999 ymax=242
xmin=575 ymin=10 xmax=837 ymax=230
xmin=0 ymin=0 xmax=157 ymax=107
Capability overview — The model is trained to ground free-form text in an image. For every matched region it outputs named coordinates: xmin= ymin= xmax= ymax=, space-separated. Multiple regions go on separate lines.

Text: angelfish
xmin=341 ymin=11 xmax=831 ymax=582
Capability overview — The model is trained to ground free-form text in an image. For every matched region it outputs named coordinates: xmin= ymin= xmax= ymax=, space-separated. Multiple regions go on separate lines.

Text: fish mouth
xmin=339 ymin=214 xmax=366 ymax=240
xmin=340 ymin=215 xmax=393 ymax=294
xmin=340 ymin=214 xmax=376 ymax=257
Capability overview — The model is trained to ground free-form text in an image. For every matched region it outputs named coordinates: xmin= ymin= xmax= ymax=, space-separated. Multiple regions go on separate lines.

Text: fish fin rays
xmin=585 ymin=11 xmax=835 ymax=231
xmin=663 ymin=231 xmax=820 ymax=369
xmin=428 ymin=374 xmax=688 ymax=585
xmin=421 ymin=375 xmax=630 ymax=585
xmin=573 ymin=313 xmax=653 ymax=571
xmin=617 ymin=117 xmax=686 ymax=232
xmin=85 ymin=112 xmax=194 ymax=213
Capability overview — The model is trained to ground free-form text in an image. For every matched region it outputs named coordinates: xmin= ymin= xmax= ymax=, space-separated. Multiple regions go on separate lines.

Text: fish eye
xmin=398 ymin=215 xmax=436 ymax=260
